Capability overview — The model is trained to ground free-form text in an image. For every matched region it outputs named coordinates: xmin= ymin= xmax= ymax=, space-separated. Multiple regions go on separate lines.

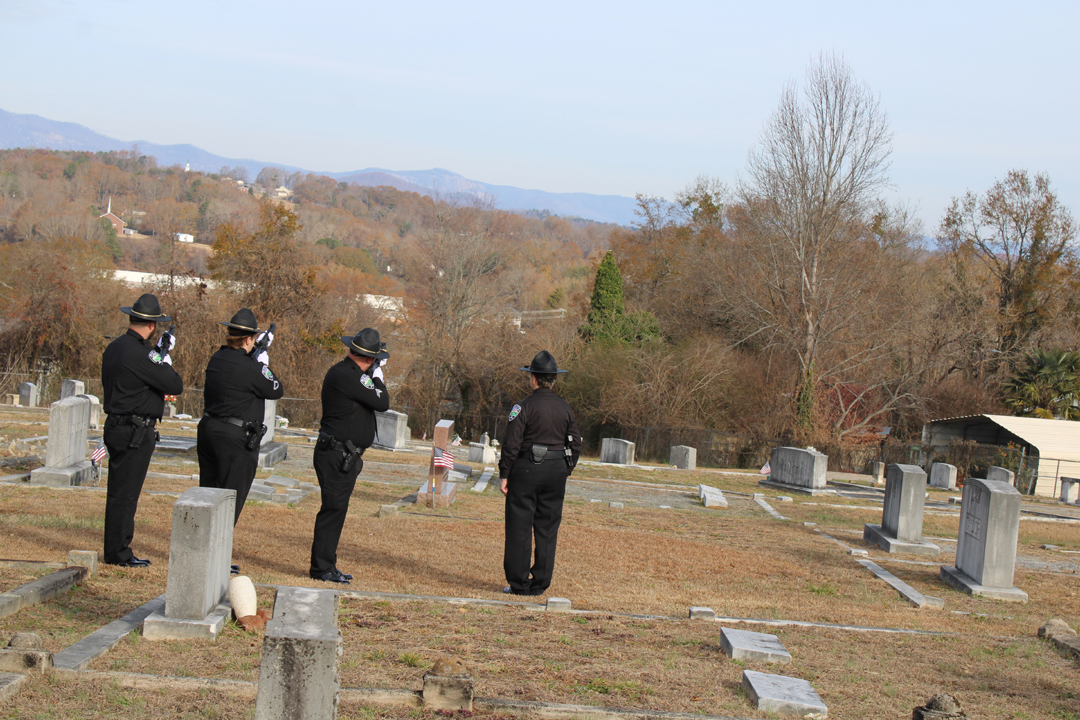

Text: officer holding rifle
xmin=309 ymin=327 xmax=389 ymax=584
xmin=197 ymin=309 xmax=283 ymax=537
xmin=101 ymin=293 xmax=184 ymax=567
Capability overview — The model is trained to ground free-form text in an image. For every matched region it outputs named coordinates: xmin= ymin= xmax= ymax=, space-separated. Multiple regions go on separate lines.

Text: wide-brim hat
xmin=520 ymin=350 xmax=567 ymax=374
xmin=341 ymin=328 xmax=390 ymax=360
xmin=219 ymin=308 xmax=261 ymax=335
xmin=120 ymin=293 xmax=171 ymax=322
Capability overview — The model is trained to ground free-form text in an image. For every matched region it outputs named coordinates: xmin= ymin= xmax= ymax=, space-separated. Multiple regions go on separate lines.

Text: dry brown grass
xmin=1 ymin=428 xmax=1080 ymax=718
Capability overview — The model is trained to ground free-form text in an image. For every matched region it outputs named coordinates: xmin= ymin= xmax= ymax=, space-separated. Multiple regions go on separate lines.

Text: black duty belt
xmin=203 ymin=413 xmax=246 ymax=428
xmin=107 ymin=414 xmax=157 ymax=427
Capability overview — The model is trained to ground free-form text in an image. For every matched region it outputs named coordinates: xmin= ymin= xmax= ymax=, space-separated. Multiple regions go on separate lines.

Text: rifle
xmin=157 ymin=325 xmax=176 ymax=354
xmin=250 ymin=322 xmax=276 ymax=359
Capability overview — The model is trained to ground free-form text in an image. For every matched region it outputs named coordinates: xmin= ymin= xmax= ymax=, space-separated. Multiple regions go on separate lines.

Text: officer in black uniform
xmin=499 ymin=350 xmax=582 ymax=596
xmin=197 ymin=309 xmax=284 ymax=527
xmin=309 ymin=327 xmax=390 ymax=584
xmin=101 ymin=293 xmax=184 ymax=567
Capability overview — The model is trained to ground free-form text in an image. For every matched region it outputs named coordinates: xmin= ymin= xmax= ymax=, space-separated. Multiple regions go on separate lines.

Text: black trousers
xmin=504 ymin=455 xmax=569 ymax=595
xmin=310 ymin=445 xmax=363 ymax=577
xmin=197 ymin=417 xmax=258 ymax=525
xmin=102 ymin=417 xmax=157 ymax=564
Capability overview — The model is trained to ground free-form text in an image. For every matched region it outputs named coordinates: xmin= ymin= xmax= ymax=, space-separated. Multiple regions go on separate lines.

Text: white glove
xmin=256 ymin=351 xmax=269 ymax=365
xmin=256 ymin=331 xmax=274 ymax=349
xmin=156 ymin=333 xmax=176 ymax=353
xmin=372 ymin=365 xmax=384 ymax=381
xmin=162 ymin=354 xmax=173 ymax=366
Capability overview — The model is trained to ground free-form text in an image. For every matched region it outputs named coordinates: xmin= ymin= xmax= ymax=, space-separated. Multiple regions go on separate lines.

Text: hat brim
xmin=121 ymin=307 xmax=172 ymax=323
xmin=219 ymin=321 xmax=261 ymax=334
xmin=520 ymin=366 xmax=568 ymax=374
xmin=342 ymin=336 xmax=389 ymax=360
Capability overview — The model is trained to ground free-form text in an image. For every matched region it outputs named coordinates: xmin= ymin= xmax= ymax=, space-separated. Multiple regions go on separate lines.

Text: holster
xmin=340 ymin=439 xmax=363 ymax=472
xmin=529 ymin=445 xmax=548 ymax=464
xmin=244 ymin=422 xmax=267 ymax=451
xmin=128 ymin=415 xmax=152 ymax=449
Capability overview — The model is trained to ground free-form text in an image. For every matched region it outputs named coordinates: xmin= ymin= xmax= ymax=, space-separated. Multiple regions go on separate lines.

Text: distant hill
xmin=0 ymin=108 xmax=639 ymax=225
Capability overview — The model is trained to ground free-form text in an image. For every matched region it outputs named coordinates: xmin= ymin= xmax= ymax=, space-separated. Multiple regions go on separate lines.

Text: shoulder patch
xmin=148 ymin=350 xmax=163 ymax=365
xmin=508 ymin=403 xmax=522 ymax=422
xmin=261 ymin=365 xmax=275 ymax=382
xmin=361 ymin=374 xmax=375 ymax=390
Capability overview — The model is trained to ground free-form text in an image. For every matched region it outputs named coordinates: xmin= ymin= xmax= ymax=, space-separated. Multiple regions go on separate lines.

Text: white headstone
xmin=29 ymin=396 xmax=94 ymax=486
xmin=670 ymin=445 xmax=696 ymax=470
xmin=929 ymin=463 xmax=957 ymax=490
xmin=77 ymin=394 xmax=101 ymax=429
xmin=600 ymin=438 xmax=635 ymax=465
xmin=374 ymin=409 xmax=410 ymax=450
xmin=261 ymin=398 xmax=277 ymax=446
xmin=767 ymin=447 xmax=827 ymax=490
xmin=18 ymin=382 xmax=38 ymax=408
xmin=163 ymin=487 xmax=236 ymax=620
xmin=60 ymin=379 xmax=85 ymax=400
xmin=987 ymin=466 xmax=1015 ymax=485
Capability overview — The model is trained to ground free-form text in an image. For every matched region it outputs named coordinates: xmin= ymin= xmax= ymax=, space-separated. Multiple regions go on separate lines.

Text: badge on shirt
xmin=148 ymin=350 xmax=163 ymax=365
xmin=262 ymin=366 xmax=275 ymax=382
xmin=508 ymin=403 xmax=522 ymax=422
xmin=361 ymin=374 xmax=375 ymax=390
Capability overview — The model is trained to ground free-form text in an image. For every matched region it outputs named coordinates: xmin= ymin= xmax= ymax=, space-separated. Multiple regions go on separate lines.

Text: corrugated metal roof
xmin=928 ymin=414 xmax=1080 ymax=460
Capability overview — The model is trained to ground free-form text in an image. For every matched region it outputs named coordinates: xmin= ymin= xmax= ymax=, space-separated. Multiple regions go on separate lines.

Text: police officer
xmin=309 ymin=328 xmax=390 ymax=584
xmin=101 ymin=293 xmax=184 ymax=567
xmin=197 ymin=309 xmax=283 ymax=529
xmin=500 ymin=350 xmax=582 ymax=596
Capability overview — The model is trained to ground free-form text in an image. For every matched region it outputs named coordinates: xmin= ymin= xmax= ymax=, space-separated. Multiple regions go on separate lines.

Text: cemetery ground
xmin=1 ymin=414 xmax=1079 ymax=718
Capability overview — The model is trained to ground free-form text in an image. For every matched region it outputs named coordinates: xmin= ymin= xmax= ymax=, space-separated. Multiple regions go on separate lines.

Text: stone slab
xmin=0 ymin=566 xmax=88 ymax=620
xmin=0 ymin=648 xmax=52 ymax=673
xmin=378 ymin=505 xmax=399 ymax=517
xmin=600 ymin=438 xmax=635 ymax=465
xmin=689 ymin=606 xmax=715 ymax=620
xmin=468 ymin=442 xmax=497 ymax=465
xmin=60 ymin=379 xmax=85 ymax=399
xmin=142 ymin=603 xmax=231 ymax=641
xmin=67 ymin=550 xmax=98 ymax=577
xmin=863 ymin=524 xmax=941 ymax=557
xmin=757 ymin=478 xmax=832 ymax=496
xmin=164 ymin=487 xmax=235 ymax=620
xmin=702 ymin=491 xmax=728 ymax=509
xmin=257 ymin=441 xmax=288 ymax=468
xmin=546 ymin=598 xmax=571 ymax=612
xmin=29 ymin=461 xmax=94 ymax=486
xmin=153 ymin=435 xmax=198 ymax=453
xmin=987 ymin=466 xmax=1015 ymax=485
xmin=608 ymin=502 xmax=623 ymax=509
xmin=18 ymin=382 xmax=38 ymax=408
xmin=856 ymin=559 xmax=944 ymax=609
xmin=373 ymin=409 xmax=410 ymax=450
xmin=768 ymin=446 xmax=827 ymax=490
xmin=939 ymin=565 xmax=1029 ymax=603
xmin=741 ymin=670 xmax=827 ymax=717
xmin=670 ymin=445 xmax=696 ymax=470
xmin=0 ymin=672 xmax=28 ymax=703
xmin=930 ymin=463 xmax=957 ymax=490
xmin=264 ymin=475 xmax=299 ymax=489
xmin=955 ymin=478 xmax=1022 ymax=589
xmin=881 ymin=464 xmax=929 ymax=543
xmin=721 ymin=627 xmax=791 ymax=664
xmin=417 ymin=481 xmax=458 ymax=508
xmin=423 ymin=672 xmax=474 ymax=711
xmin=471 ymin=469 xmax=494 ymax=493
xmin=54 ymin=594 xmax=166 ymax=670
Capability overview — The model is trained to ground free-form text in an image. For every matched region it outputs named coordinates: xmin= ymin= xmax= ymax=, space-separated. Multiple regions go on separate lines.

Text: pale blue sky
xmin=1 ymin=0 xmax=1077 ymax=229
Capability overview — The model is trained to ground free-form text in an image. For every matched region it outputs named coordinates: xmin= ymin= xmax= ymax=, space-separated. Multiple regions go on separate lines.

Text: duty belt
xmin=203 ymin=412 xmax=246 ymax=427
xmin=108 ymin=414 xmax=157 ymax=427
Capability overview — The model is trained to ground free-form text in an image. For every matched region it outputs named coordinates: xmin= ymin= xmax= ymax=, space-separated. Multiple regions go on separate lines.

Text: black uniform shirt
xmin=318 ymin=358 xmax=390 ymax=448
xmin=499 ymin=387 xmax=582 ymax=478
xmin=203 ymin=346 xmax=284 ymax=424
xmin=101 ymin=328 xmax=184 ymax=418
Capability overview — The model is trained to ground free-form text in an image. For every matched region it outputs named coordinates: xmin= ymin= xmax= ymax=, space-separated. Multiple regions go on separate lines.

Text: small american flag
xmin=760 ymin=461 xmax=771 ymax=475
xmin=92 ymin=444 xmax=107 ymax=464
xmin=432 ymin=447 xmax=454 ymax=469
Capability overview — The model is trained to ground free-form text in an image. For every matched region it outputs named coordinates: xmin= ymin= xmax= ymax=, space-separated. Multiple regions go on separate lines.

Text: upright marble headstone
xmin=29 ymin=396 xmax=94 ymax=486
xmin=987 ymin=466 xmax=1015 ymax=485
xmin=871 ymin=461 xmax=886 ymax=485
xmin=418 ymin=419 xmax=457 ymax=508
xmin=258 ymin=398 xmax=288 ymax=467
xmin=940 ymin=478 xmax=1028 ymax=602
xmin=761 ymin=447 xmax=828 ymax=495
xmin=143 ymin=487 xmax=236 ymax=640
xmin=670 ymin=445 xmax=697 ymax=470
xmin=864 ymin=464 xmax=940 ymax=556
xmin=468 ymin=442 xmax=497 ymax=464
xmin=600 ymin=438 xmax=635 ymax=465
xmin=59 ymin=379 xmax=85 ymax=400
xmin=77 ymin=394 xmax=101 ymax=430
xmin=18 ymin=382 xmax=38 ymax=408
xmin=373 ymin=409 xmax=410 ymax=450
xmin=480 ymin=432 xmax=490 ymax=446
xmin=929 ymin=463 xmax=957 ymax=490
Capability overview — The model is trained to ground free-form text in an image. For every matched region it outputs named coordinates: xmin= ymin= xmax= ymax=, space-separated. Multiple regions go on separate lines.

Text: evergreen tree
xmin=582 ymin=250 xmax=660 ymax=344
xmin=1002 ymin=348 xmax=1080 ymax=420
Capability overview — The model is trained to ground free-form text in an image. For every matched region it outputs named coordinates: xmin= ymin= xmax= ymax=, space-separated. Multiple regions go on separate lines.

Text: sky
xmin=1 ymin=0 xmax=1077 ymax=230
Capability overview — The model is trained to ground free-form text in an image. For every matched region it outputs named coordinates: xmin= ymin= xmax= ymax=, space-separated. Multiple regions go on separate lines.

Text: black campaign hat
xmin=120 ymin=293 xmax=171 ymax=322
xmin=520 ymin=350 xmax=567 ymax=374
xmin=341 ymin=328 xmax=390 ymax=360
xmin=219 ymin=308 xmax=261 ymax=336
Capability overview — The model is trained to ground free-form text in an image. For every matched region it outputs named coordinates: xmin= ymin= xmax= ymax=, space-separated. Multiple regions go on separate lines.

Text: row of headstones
xmin=597 ymin=438 xmax=698 ymax=469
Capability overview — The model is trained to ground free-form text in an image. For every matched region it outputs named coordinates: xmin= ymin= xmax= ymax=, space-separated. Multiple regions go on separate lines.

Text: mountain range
xmin=0 ymin=108 xmax=639 ymax=226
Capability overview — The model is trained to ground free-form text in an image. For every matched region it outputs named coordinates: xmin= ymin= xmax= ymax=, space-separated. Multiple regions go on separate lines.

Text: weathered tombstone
xmin=258 ymin=398 xmax=288 ymax=467
xmin=417 ymin=419 xmax=458 ymax=508
xmin=479 ymin=432 xmax=490 ymax=446
xmin=720 ymin=627 xmax=791 ymax=664
xmin=372 ymin=409 xmax=410 ymax=450
xmin=761 ymin=447 xmax=829 ymax=495
xmin=143 ymin=487 xmax=236 ymax=640
xmin=29 ymin=397 xmax=94 ymax=486
xmin=871 ymin=461 xmax=885 ymax=485
xmin=255 ymin=586 xmax=341 ymax=720
xmin=698 ymin=484 xmax=728 ymax=509
xmin=163 ymin=402 xmax=177 ymax=418
xmin=1060 ymin=477 xmax=1080 ymax=504
xmin=18 ymin=382 xmax=38 ymax=408
xmin=741 ymin=670 xmax=827 ymax=717
xmin=467 ymin=442 xmax=497 ymax=465
xmin=940 ymin=478 xmax=1028 ymax=602
xmin=930 ymin=462 xmax=957 ymax=490
xmin=423 ymin=658 xmax=474 ymax=711
xmin=600 ymin=438 xmax=635 ymax=465
xmin=864 ymin=464 xmax=940 ymax=556
xmin=77 ymin=394 xmax=101 ymax=430
xmin=59 ymin=379 xmax=85 ymax=400
xmin=987 ymin=465 xmax=1015 ymax=485
xmin=670 ymin=445 xmax=696 ymax=470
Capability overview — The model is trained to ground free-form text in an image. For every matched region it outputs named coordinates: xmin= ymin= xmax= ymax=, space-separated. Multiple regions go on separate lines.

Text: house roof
xmin=925 ymin=414 xmax=1080 ymax=462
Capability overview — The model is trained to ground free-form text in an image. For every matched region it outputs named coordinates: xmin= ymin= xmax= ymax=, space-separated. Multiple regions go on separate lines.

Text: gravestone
xmin=480 ymin=432 xmax=489 ymax=446
xmin=255 ymin=586 xmax=341 ymax=720
xmin=741 ymin=670 xmax=827 ymax=717
xmin=143 ymin=487 xmax=236 ymax=640
xmin=60 ymin=379 xmax=85 ymax=400
xmin=871 ymin=461 xmax=885 ymax=485
xmin=670 ymin=445 xmax=696 ymax=470
xmin=417 ymin=419 xmax=458 ymax=508
xmin=77 ymin=394 xmax=101 ymax=430
xmin=930 ymin=463 xmax=957 ymax=490
xmin=600 ymin=438 xmax=635 ymax=465
xmin=940 ymin=478 xmax=1028 ymax=602
xmin=258 ymin=398 xmax=288 ymax=467
xmin=1060 ymin=477 xmax=1079 ymax=504
xmin=863 ymin=464 xmax=940 ymax=556
xmin=467 ymin=442 xmax=497 ymax=465
xmin=760 ymin=447 xmax=829 ymax=495
xmin=720 ymin=627 xmax=791 ymax=664
xmin=698 ymin=484 xmax=728 ymax=509
xmin=29 ymin=396 xmax=94 ymax=486
xmin=373 ymin=409 xmax=410 ymax=450
xmin=18 ymin=382 xmax=38 ymax=408
xmin=987 ymin=465 xmax=1015 ymax=485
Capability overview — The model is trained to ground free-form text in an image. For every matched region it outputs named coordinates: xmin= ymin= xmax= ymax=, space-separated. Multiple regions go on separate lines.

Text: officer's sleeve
xmin=133 ymin=347 xmax=184 ymax=396
xmin=344 ymin=371 xmax=390 ymax=413
xmin=252 ymin=361 xmax=284 ymax=400
xmin=499 ymin=401 xmax=527 ymax=478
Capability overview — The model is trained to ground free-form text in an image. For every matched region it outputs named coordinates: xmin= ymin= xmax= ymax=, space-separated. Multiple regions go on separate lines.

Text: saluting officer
xmin=101 ymin=293 xmax=184 ymax=567
xmin=499 ymin=350 xmax=582 ymax=596
xmin=309 ymin=328 xmax=390 ymax=584
xmin=197 ymin=309 xmax=284 ymax=530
